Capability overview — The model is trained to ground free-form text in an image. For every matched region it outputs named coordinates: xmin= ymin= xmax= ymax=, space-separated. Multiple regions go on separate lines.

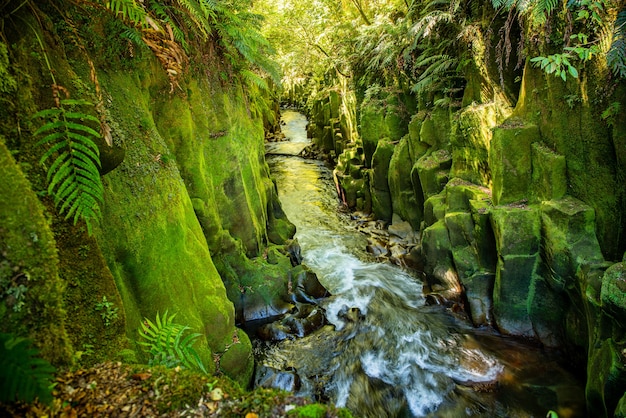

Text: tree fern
xmin=0 ymin=333 xmax=56 ymax=405
xmin=33 ymin=99 xmax=104 ymax=235
xmin=138 ymin=311 xmax=208 ymax=375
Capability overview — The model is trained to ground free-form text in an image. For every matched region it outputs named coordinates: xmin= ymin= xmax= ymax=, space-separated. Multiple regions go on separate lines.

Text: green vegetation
xmin=33 ymin=98 xmax=103 ymax=234
xmin=94 ymin=295 xmax=119 ymax=327
xmin=0 ymin=333 xmax=56 ymax=405
xmin=138 ymin=311 xmax=209 ymax=374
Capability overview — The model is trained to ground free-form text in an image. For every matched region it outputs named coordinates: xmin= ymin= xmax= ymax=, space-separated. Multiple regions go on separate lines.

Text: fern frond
xmin=105 ymin=0 xmax=149 ymax=28
xmin=0 ymin=334 xmax=56 ymax=405
xmin=138 ymin=311 xmax=208 ymax=374
xmin=241 ymin=69 xmax=269 ymax=91
xmin=33 ymin=99 xmax=104 ymax=234
xmin=608 ymin=9 xmax=626 ymax=78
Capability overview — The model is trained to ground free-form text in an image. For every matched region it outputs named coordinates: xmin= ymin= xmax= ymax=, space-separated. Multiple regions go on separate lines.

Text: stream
xmin=261 ymin=110 xmax=586 ymax=418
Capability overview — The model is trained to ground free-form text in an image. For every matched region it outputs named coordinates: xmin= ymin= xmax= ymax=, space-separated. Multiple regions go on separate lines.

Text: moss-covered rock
xmin=415 ymin=149 xmax=452 ymax=200
xmin=369 ymin=140 xmax=395 ymax=222
xmin=493 ymin=255 xmax=538 ymax=337
xmin=541 ymin=197 xmax=605 ymax=292
xmin=490 ymin=206 xmax=542 ymax=337
xmin=388 ymin=136 xmax=422 ymax=228
xmin=460 ymin=271 xmax=495 ymax=326
xmin=531 ymin=142 xmax=567 ymax=202
xmin=490 ymin=205 xmax=541 ymax=256
xmin=0 ymin=138 xmax=72 ymax=365
xmin=601 ymin=262 xmax=626 ymax=323
xmin=490 ymin=124 xmax=538 ymax=205
xmin=450 ymin=103 xmax=509 ymax=186
xmin=423 ymin=193 xmax=447 ymax=227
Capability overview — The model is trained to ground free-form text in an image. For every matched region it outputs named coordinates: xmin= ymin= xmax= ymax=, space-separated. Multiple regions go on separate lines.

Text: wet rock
xmin=337 ymin=306 xmax=364 ymax=323
xmin=292 ymin=266 xmax=328 ymax=301
xmin=258 ymin=322 xmax=293 ymax=342
xmin=366 ymin=238 xmax=389 ymax=257
xmin=257 ymin=303 xmax=326 ymax=342
xmin=255 ymin=366 xmax=301 ymax=392
xmin=285 ymin=239 xmax=303 ymax=266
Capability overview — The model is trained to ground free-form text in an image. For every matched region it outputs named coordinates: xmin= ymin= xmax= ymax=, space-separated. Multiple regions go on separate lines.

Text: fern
xmin=607 ymin=9 xmax=626 ymax=78
xmin=138 ymin=311 xmax=208 ymax=374
xmin=105 ymin=0 xmax=148 ymax=27
xmin=33 ymin=99 xmax=104 ymax=235
xmin=0 ymin=333 xmax=56 ymax=405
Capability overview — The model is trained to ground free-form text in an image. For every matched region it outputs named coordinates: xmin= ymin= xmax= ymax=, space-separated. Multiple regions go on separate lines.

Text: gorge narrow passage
xmin=261 ymin=110 xmax=587 ymax=418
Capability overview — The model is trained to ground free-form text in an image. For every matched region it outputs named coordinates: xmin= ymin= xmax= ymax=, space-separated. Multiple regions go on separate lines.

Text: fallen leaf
xmin=131 ymin=373 xmax=152 ymax=381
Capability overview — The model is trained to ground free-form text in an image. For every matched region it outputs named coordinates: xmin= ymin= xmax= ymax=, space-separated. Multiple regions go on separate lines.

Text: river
xmin=262 ymin=110 xmax=585 ymax=418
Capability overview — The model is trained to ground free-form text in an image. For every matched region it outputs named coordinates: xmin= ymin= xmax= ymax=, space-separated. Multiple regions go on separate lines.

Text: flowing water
xmin=262 ymin=110 xmax=586 ymax=418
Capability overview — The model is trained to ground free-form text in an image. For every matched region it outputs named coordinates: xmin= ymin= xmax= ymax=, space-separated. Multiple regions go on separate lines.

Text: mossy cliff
xmin=303 ymin=5 xmax=626 ymax=416
xmin=0 ymin=2 xmax=295 ymax=387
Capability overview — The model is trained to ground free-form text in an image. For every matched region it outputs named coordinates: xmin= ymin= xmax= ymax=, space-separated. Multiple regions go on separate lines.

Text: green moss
xmin=490 ymin=205 xmax=541 ymax=256
xmin=0 ymin=138 xmax=72 ymax=365
xmin=369 ymin=140 xmax=395 ymax=221
xmin=531 ymin=142 xmax=566 ymax=202
xmin=288 ymin=403 xmax=354 ymax=418
xmin=489 ymin=124 xmax=538 ymax=205
xmin=450 ymin=103 xmax=507 ymax=186
xmin=388 ymin=137 xmax=422 ymax=228
xmin=600 ymin=262 xmax=626 ymax=323
xmin=541 ymin=197 xmax=605 ymax=292
xmin=493 ymin=255 xmax=539 ymax=338
xmin=415 ymin=149 xmax=452 ymax=200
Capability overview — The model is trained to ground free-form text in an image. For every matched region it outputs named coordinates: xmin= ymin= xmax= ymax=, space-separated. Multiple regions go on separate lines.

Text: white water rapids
xmin=261 ymin=110 xmax=585 ymax=418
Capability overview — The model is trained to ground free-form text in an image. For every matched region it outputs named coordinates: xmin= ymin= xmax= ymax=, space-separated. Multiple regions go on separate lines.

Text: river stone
xmin=255 ymin=366 xmax=301 ymax=392
xmin=291 ymin=265 xmax=329 ymax=302
xmin=388 ymin=216 xmax=415 ymax=240
xmin=600 ymin=262 xmax=626 ymax=322
xmin=490 ymin=124 xmax=537 ymax=205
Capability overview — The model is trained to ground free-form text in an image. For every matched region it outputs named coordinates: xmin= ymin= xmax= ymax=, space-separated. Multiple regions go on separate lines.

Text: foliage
xmin=93 ymin=0 xmax=281 ymax=86
xmin=492 ymin=0 xmax=626 ymax=80
xmin=607 ymin=9 xmax=626 ymax=77
xmin=95 ymin=295 xmax=119 ymax=326
xmin=33 ymin=98 xmax=103 ymax=234
xmin=601 ymin=101 xmax=621 ymax=125
xmin=138 ymin=311 xmax=208 ymax=374
xmin=0 ymin=333 xmax=56 ymax=405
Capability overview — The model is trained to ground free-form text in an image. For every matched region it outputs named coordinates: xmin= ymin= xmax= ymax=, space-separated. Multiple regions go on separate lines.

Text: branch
xmin=349 ymin=0 xmax=371 ymax=25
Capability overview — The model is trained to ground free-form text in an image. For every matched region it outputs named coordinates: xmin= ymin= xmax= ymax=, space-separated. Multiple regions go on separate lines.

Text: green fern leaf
xmin=33 ymin=99 xmax=104 ymax=234
xmin=137 ymin=311 xmax=208 ymax=374
xmin=0 ymin=333 xmax=56 ymax=405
